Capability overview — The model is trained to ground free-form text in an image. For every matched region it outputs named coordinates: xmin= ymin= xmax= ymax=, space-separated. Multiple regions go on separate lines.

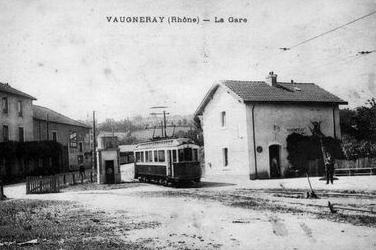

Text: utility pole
xmin=46 ymin=114 xmax=49 ymax=140
xmin=150 ymin=106 xmax=169 ymax=139
xmin=93 ymin=111 xmax=96 ymax=171
xmin=163 ymin=111 xmax=167 ymax=137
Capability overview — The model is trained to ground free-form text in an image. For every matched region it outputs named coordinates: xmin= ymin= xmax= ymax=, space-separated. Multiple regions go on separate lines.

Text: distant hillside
xmin=130 ymin=126 xmax=193 ymax=142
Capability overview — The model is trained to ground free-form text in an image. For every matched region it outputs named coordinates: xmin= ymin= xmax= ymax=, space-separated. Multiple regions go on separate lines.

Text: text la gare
xmin=215 ymin=16 xmax=247 ymax=23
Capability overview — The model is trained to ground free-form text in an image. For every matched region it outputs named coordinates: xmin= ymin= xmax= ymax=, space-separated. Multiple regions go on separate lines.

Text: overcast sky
xmin=0 ymin=0 xmax=375 ymax=122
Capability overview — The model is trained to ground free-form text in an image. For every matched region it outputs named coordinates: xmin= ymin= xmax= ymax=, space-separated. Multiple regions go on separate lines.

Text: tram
xmin=134 ymin=138 xmax=201 ymax=185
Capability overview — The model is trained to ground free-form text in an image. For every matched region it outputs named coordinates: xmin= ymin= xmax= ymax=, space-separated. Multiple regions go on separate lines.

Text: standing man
xmin=79 ymin=164 xmax=85 ymax=184
xmin=325 ymin=152 xmax=335 ymax=184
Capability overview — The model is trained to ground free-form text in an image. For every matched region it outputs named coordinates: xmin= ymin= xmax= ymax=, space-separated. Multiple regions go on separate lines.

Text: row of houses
xmin=1 ymin=71 xmax=348 ymax=181
xmin=0 ymin=82 xmax=92 ymax=180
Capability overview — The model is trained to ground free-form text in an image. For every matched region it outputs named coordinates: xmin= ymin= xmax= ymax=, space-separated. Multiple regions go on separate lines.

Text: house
xmin=0 ymin=83 xmax=36 ymax=179
xmin=0 ymin=82 xmax=92 ymax=181
xmin=0 ymin=82 xmax=36 ymax=143
xmin=194 ymin=72 xmax=348 ymax=179
xmin=33 ymin=105 xmax=92 ymax=171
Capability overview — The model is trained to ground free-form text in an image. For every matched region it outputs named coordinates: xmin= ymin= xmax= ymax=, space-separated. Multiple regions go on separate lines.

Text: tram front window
xmin=178 ymin=148 xmax=193 ymax=162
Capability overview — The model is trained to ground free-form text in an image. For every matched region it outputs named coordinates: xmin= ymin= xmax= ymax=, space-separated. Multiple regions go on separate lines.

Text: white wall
xmin=202 ymin=86 xmax=250 ymax=176
xmin=247 ymin=103 xmax=341 ymax=178
xmin=97 ymin=149 xmax=121 ymax=184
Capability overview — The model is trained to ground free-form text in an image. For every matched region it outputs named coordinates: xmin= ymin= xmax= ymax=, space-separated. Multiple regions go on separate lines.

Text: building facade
xmin=195 ymin=72 xmax=347 ymax=179
xmin=0 ymin=83 xmax=36 ymax=143
xmin=33 ymin=105 xmax=92 ymax=171
xmin=0 ymin=83 xmax=36 ymax=178
xmin=0 ymin=83 xmax=92 ymax=180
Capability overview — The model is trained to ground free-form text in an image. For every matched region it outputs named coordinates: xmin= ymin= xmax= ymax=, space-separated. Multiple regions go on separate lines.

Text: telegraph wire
xmin=284 ymin=10 xmax=376 ymax=50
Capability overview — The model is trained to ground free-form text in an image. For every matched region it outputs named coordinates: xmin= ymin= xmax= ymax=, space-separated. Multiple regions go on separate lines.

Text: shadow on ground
xmin=176 ymin=181 xmax=237 ymax=189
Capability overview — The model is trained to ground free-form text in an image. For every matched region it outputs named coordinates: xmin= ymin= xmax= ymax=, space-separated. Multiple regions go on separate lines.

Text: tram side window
xmin=148 ymin=151 xmax=153 ymax=162
xmin=172 ymin=150 xmax=177 ymax=162
xmin=178 ymin=149 xmax=184 ymax=162
xmin=154 ymin=150 xmax=158 ymax=162
xmin=136 ymin=152 xmax=141 ymax=162
xmin=158 ymin=150 xmax=165 ymax=162
xmin=145 ymin=151 xmax=150 ymax=162
xmin=140 ymin=152 xmax=144 ymax=162
xmin=193 ymin=149 xmax=198 ymax=161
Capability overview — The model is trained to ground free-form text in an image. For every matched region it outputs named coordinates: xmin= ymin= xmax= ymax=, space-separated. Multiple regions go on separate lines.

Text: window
xmin=193 ymin=149 xmax=198 ymax=161
xmin=158 ymin=150 xmax=165 ymax=162
xmin=79 ymin=142 xmax=83 ymax=152
xmin=184 ymin=148 xmax=193 ymax=161
xmin=18 ymin=101 xmax=23 ymax=117
xmin=146 ymin=151 xmax=152 ymax=162
xmin=136 ymin=152 xmax=141 ymax=162
xmin=221 ymin=111 xmax=226 ymax=127
xmin=172 ymin=150 xmax=177 ymax=162
xmin=178 ymin=148 xmax=193 ymax=162
xmin=223 ymin=148 xmax=228 ymax=167
xmin=145 ymin=151 xmax=153 ymax=162
xmin=2 ymin=97 xmax=8 ymax=113
xmin=52 ymin=131 xmax=57 ymax=142
xmin=154 ymin=150 xmax=158 ymax=162
xmin=140 ymin=152 xmax=144 ymax=162
xmin=145 ymin=151 xmax=149 ymax=162
xmin=3 ymin=125 xmax=9 ymax=142
xmin=18 ymin=127 xmax=24 ymax=142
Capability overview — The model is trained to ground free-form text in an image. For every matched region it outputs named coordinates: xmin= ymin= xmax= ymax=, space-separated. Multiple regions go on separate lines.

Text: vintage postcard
xmin=1 ymin=0 xmax=375 ymax=249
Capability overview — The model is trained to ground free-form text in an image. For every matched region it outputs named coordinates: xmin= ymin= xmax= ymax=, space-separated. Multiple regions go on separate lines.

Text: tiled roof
xmin=0 ymin=82 xmax=36 ymax=100
xmin=195 ymin=80 xmax=347 ymax=116
xmin=33 ymin=105 xmax=91 ymax=128
xmin=223 ymin=81 xmax=347 ymax=104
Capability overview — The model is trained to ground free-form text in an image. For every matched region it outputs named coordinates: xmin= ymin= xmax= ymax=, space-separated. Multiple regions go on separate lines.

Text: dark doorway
xmin=105 ymin=160 xmax=115 ymax=184
xmin=269 ymin=145 xmax=281 ymax=178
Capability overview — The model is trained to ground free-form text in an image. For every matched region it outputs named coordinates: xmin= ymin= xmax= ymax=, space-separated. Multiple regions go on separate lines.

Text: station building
xmin=194 ymin=72 xmax=347 ymax=179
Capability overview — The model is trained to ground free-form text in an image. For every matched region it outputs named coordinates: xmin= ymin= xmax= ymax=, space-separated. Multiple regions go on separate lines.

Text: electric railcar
xmin=134 ymin=138 xmax=201 ymax=185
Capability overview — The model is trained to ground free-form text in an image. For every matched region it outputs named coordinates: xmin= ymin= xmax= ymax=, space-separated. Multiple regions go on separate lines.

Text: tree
xmin=340 ymin=98 xmax=376 ymax=141
xmin=354 ymin=98 xmax=376 ymax=141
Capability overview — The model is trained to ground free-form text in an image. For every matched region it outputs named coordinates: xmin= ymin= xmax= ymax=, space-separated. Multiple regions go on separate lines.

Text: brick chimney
xmin=266 ymin=71 xmax=278 ymax=86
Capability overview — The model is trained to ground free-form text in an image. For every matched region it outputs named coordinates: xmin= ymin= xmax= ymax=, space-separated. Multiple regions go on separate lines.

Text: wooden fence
xmin=26 ymin=169 xmax=96 ymax=194
xmin=335 ymin=157 xmax=376 ymax=176
xmin=306 ymin=157 xmax=376 ymax=177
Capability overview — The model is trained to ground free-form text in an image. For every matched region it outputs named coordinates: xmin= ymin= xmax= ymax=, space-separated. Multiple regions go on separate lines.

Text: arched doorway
xmin=269 ymin=145 xmax=281 ymax=178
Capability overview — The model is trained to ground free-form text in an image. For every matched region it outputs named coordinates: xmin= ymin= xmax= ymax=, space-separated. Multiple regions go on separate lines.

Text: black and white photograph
xmin=1 ymin=0 xmax=376 ymax=249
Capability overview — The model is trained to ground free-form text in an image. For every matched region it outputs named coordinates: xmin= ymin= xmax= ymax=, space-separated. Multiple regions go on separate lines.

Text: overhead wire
xmin=287 ymin=10 xmax=376 ymax=50
xmin=250 ymin=10 xmax=376 ymax=78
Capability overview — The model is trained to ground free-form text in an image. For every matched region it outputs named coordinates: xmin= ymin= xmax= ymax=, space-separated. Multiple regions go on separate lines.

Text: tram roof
xmin=135 ymin=138 xmax=198 ymax=150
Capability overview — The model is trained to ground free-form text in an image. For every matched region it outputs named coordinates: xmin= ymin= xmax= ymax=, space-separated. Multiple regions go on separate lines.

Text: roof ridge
xmin=0 ymin=82 xmax=37 ymax=100
xmin=222 ymin=80 xmax=265 ymax=83
xmin=277 ymin=82 xmax=314 ymax=85
xmin=33 ymin=105 xmax=90 ymax=128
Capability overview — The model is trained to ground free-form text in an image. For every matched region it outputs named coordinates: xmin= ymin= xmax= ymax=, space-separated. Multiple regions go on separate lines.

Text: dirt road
xmin=5 ymin=178 xmax=376 ymax=250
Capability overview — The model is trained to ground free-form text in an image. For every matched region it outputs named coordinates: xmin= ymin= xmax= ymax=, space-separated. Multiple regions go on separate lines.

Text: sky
xmin=0 ymin=0 xmax=375 ymax=122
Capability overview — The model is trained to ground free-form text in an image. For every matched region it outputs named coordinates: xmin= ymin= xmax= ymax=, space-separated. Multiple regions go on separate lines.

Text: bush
xmin=286 ymin=133 xmax=344 ymax=175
